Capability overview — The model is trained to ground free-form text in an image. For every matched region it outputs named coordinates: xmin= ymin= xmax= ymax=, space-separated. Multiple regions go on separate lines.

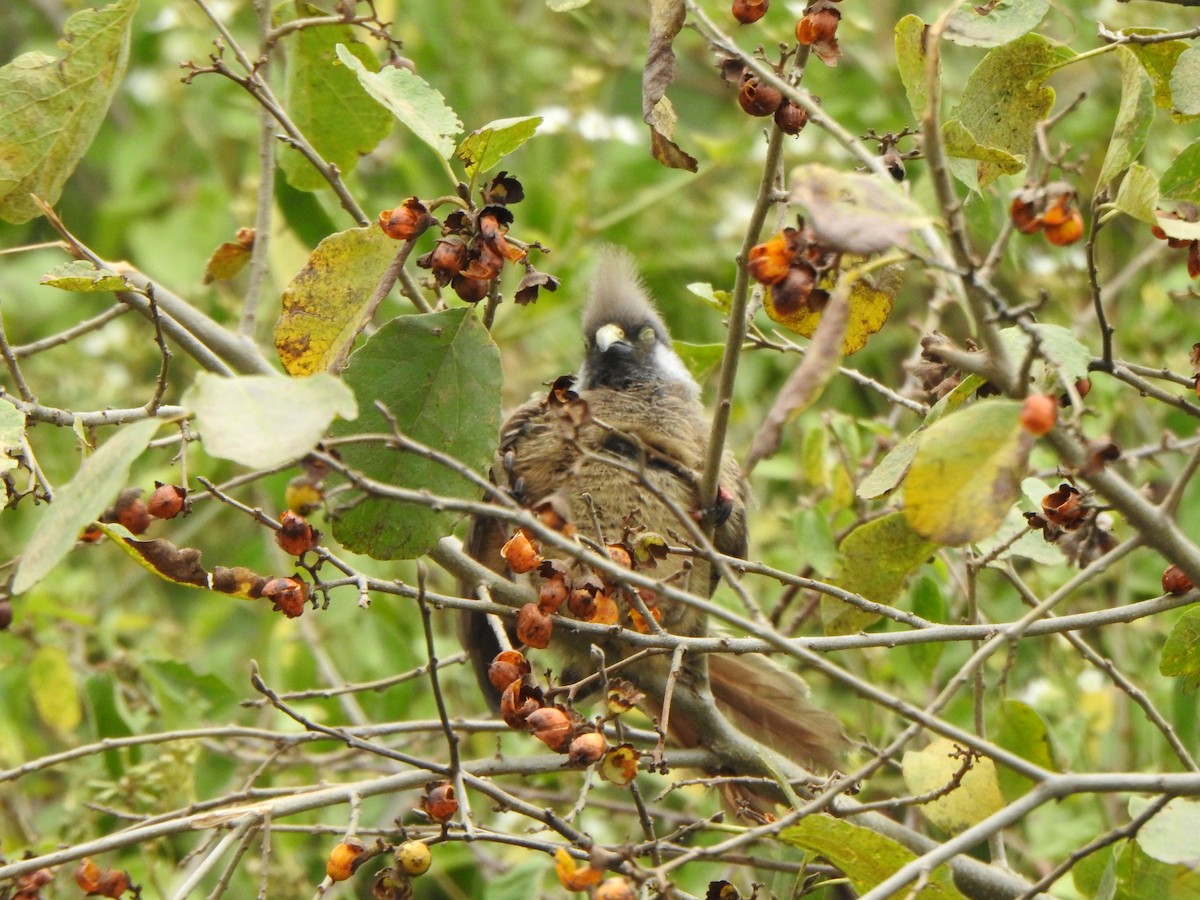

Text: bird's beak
xmin=594 ymin=323 xmax=629 ymax=353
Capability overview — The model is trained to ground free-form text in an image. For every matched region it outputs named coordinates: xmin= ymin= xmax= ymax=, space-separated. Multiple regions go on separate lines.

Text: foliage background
xmin=2 ymin=0 xmax=1200 ymax=898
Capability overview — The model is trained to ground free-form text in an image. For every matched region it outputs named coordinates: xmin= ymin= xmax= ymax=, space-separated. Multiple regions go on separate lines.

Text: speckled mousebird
xmin=459 ymin=247 xmax=846 ymax=773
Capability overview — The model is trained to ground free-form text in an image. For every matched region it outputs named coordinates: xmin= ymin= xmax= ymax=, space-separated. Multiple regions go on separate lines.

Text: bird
xmin=459 ymin=246 xmax=846 ymax=779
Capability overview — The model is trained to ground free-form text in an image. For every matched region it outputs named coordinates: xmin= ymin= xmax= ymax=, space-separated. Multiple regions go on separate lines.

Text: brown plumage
xmin=460 ymin=247 xmax=846 ymax=774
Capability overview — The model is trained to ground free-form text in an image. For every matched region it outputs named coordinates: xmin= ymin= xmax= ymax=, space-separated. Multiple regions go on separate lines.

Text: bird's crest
xmin=582 ymin=246 xmax=668 ymax=340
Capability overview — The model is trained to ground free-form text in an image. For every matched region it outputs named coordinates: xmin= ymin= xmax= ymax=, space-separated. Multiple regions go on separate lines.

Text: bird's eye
xmin=638 ymin=326 xmax=656 ymax=344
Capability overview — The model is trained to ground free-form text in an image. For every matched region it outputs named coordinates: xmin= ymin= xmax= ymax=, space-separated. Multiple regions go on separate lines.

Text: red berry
xmin=147 ymin=482 xmax=186 ymax=519
xmin=737 ymin=75 xmax=783 ymax=117
xmin=732 ymin=0 xmax=768 ymax=24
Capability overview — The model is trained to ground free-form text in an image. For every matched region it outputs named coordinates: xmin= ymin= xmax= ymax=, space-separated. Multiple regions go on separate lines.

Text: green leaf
xmin=789 ymin=164 xmax=928 ymax=255
xmin=484 ymin=855 xmax=547 ymax=900
xmin=895 ymin=15 xmax=931 ymax=119
xmin=857 ymin=428 xmax=921 ymax=500
xmin=455 ymin=116 xmax=542 ymax=179
xmin=1160 ymin=608 xmax=1200 ymax=690
xmin=826 ymin=513 xmax=937 ymax=635
xmin=945 ymin=35 xmax=1076 ymax=190
xmin=1127 ymin=31 xmax=1191 ymax=112
xmin=1077 ymin=840 xmax=1200 ymax=900
xmin=671 ymin=341 xmax=725 ymax=383
xmin=0 ymin=0 xmax=138 ymax=224
xmin=274 ymin=225 xmax=399 ymax=375
xmin=184 ymin=372 xmax=358 ymax=469
xmin=1130 ymin=797 xmax=1200 ymax=867
xmin=904 ymin=577 xmax=946 ymax=676
xmin=547 ymin=0 xmax=591 ymax=10
xmin=777 ymin=815 xmax=966 ymax=899
xmin=1160 ymin=140 xmax=1200 ymax=203
xmin=927 ymin=373 xmax=987 ymax=424
xmin=85 ymin=673 xmax=138 ymax=776
xmin=1098 ymin=48 xmax=1154 ymax=188
xmin=143 ymin=659 xmax=237 ymax=720
xmin=13 ymin=417 xmax=161 ymax=595
xmin=30 ymin=645 xmax=82 ymax=737
xmin=995 ymin=699 xmax=1056 ymax=802
xmin=335 ymin=43 xmax=462 ymax=160
xmin=1155 ymin=211 xmax=1200 ymax=243
xmin=941 ymin=120 xmax=1024 ymax=170
xmin=998 ymin=323 xmax=1092 ymax=392
xmin=1170 ymin=46 xmax=1200 ymax=117
xmin=794 ymin=507 xmax=840 ymax=578
xmin=39 ymin=260 xmax=130 ymax=292
xmin=903 ymin=399 xmax=1031 ymax=546
xmin=945 ymin=0 xmax=1048 ymax=48
xmin=278 ymin=5 xmax=394 ymax=191
xmin=275 ymin=167 xmax=339 ymax=247
xmin=685 ymin=282 xmax=731 ymax=313
xmin=974 ymin=504 xmax=1064 ymax=565
xmin=902 ymin=737 xmax=1005 ymax=834
xmin=1112 ymin=163 xmax=1160 ymax=225
xmin=330 ymin=309 xmax=502 ymax=559
xmin=0 ymin=403 xmax=24 ymax=474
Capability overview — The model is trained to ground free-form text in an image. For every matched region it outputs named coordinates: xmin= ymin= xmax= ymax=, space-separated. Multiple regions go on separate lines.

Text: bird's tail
xmin=707 ymin=652 xmax=849 ymax=773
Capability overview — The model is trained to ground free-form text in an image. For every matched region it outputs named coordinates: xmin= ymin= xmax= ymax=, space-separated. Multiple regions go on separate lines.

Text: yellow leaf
xmin=30 ymin=645 xmax=81 ymax=737
xmin=274 ymin=225 xmax=396 ymax=375
xmin=763 ymin=261 xmax=901 ymax=355
xmin=903 ymin=399 xmax=1030 ymax=545
xmin=902 ymin=738 xmax=1005 ymax=834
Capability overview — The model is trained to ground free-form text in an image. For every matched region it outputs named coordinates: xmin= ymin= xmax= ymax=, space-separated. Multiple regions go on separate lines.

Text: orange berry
xmin=516 ymin=602 xmax=553 ymax=649
xmin=567 ymin=731 xmax=606 ymax=766
xmin=421 ymin=781 xmax=458 ymax=822
xmin=1019 ymin=394 xmax=1057 ymax=436
xmin=276 ymin=510 xmax=320 ymax=556
xmin=527 ymin=706 xmax=574 ymax=752
xmin=501 ymin=531 xmax=542 ymax=573
xmin=1043 ymin=208 xmax=1084 ymax=246
xmin=326 ymin=838 xmax=366 ymax=881
xmin=487 ymin=650 xmax=531 ymax=693
xmin=262 ymin=576 xmax=308 ymax=618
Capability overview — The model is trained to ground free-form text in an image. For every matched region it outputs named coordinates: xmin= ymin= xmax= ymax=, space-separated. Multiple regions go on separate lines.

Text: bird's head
xmin=577 ymin=248 xmax=699 ymax=398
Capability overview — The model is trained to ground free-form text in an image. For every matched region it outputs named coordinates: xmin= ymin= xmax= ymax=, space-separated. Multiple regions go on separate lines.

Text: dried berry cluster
xmin=325 ymin=834 xmax=433 ymax=895
xmin=380 ymin=172 xmax=559 ymax=305
xmin=72 ymin=480 xmax=322 ymax=622
xmin=488 ymin=644 xmax=610 ymax=766
xmin=1025 ymin=483 xmax=1117 ymax=567
xmin=501 ymin=520 xmax=665 ymax=652
xmin=747 ymin=224 xmax=839 ymax=314
xmin=82 ymin=482 xmax=188 ymax=542
xmin=1009 ymin=182 xmax=1085 ymax=246
xmin=1151 ymin=203 xmax=1200 ymax=279
xmin=719 ymin=58 xmax=810 ymax=135
xmin=731 ymin=0 xmax=843 ymax=67
xmin=74 ymin=858 xmax=138 ymax=898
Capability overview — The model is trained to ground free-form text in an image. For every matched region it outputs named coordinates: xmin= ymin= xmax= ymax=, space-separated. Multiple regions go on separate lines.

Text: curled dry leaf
xmin=500 ymin=676 xmax=543 ymax=729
